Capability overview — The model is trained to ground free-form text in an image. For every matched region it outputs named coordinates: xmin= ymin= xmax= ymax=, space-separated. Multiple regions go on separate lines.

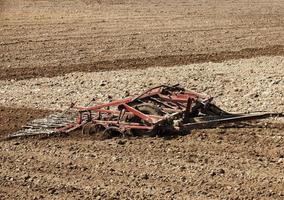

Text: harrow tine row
xmin=6 ymin=130 xmax=56 ymax=140
xmin=6 ymin=112 xmax=76 ymax=140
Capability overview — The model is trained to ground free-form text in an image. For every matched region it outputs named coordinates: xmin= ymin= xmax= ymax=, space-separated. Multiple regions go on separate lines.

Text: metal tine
xmin=6 ymin=110 xmax=76 ymax=139
xmin=8 ymin=131 xmax=56 ymax=138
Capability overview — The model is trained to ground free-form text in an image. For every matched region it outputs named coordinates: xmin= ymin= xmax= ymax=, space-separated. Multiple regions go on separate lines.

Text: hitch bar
xmin=181 ymin=112 xmax=283 ymax=130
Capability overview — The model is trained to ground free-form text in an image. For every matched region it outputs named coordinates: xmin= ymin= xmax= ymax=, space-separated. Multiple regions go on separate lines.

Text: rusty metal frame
xmin=54 ymin=84 xmax=283 ymax=135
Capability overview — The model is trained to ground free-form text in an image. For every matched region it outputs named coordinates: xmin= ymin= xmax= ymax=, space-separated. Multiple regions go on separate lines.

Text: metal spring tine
xmin=9 ymin=131 xmax=56 ymax=138
xmin=26 ymin=122 xmax=69 ymax=126
xmin=6 ymin=110 xmax=77 ymax=139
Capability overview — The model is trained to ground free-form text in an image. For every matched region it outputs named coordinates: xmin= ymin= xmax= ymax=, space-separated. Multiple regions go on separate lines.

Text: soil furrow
xmin=1 ymin=45 xmax=283 ymax=81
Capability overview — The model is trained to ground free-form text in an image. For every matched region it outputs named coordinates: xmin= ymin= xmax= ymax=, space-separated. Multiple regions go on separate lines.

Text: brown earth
xmin=1 ymin=111 xmax=284 ymax=199
xmin=1 ymin=45 xmax=284 ymax=81
xmin=1 ymin=0 xmax=284 ymax=199
xmin=0 ymin=0 xmax=284 ymax=80
xmin=0 ymin=106 xmax=51 ymax=136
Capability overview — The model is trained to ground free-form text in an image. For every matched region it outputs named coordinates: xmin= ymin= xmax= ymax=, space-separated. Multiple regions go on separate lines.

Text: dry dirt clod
xmin=117 ymin=140 xmax=126 ymax=145
xmin=210 ymin=168 xmax=225 ymax=176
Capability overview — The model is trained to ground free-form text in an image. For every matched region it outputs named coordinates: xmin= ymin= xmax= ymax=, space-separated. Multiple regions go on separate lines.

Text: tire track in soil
xmin=1 ymin=45 xmax=283 ymax=81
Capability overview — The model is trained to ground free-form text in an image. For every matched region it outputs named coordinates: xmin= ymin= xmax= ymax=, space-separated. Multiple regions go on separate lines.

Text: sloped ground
xmin=0 ymin=0 xmax=283 ymax=80
xmin=0 ymin=56 xmax=283 ymax=200
xmin=0 ymin=0 xmax=284 ymax=199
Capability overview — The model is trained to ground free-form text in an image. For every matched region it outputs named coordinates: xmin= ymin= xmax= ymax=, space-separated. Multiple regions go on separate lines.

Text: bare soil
xmin=0 ymin=106 xmax=51 ymax=136
xmin=1 ymin=45 xmax=284 ymax=81
xmin=0 ymin=0 xmax=284 ymax=199
xmin=1 ymin=56 xmax=283 ymax=113
xmin=0 ymin=0 xmax=284 ymax=80
xmin=1 ymin=119 xmax=284 ymax=199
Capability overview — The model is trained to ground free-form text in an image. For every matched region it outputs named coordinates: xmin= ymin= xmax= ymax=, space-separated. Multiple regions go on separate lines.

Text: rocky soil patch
xmin=1 ymin=56 xmax=283 ymax=114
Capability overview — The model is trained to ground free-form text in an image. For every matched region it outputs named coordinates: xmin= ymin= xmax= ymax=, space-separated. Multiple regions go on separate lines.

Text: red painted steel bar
xmin=75 ymin=97 xmax=133 ymax=111
xmin=122 ymin=103 xmax=156 ymax=124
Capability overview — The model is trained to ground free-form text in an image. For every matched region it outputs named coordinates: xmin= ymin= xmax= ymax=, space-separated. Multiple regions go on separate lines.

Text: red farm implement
xmin=7 ymin=84 xmax=283 ymax=139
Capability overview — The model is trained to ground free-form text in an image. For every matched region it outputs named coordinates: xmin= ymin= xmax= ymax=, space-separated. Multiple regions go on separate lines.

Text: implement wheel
xmin=95 ymin=126 xmax=122 ymax=140
xmin=82 ymin=122 xmax=105 ymax=135
xmin=89 ymin=124 xmax=105 ymax=135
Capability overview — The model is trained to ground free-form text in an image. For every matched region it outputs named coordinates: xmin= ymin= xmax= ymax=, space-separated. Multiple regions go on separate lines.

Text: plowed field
xmin=0 ymin=0 xmax=283 ymax=199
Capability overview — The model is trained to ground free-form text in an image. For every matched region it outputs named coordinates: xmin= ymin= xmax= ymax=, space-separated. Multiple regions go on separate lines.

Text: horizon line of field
xmin=1 ymin=44 xmax=283 ymax=81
